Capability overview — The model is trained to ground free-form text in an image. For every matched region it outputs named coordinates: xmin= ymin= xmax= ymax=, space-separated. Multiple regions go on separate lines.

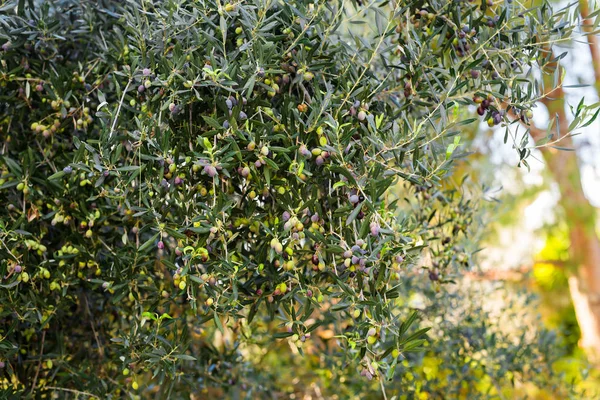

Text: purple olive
xmin=204 ymin=165 xmax=218 ymax=177
xmin=493 ymin=112 xmax=502 ymax=125
xmin=370 ymin=223 xmax=380 ymax=237
xmin=300 ymin=145 xmax=311 ymax=158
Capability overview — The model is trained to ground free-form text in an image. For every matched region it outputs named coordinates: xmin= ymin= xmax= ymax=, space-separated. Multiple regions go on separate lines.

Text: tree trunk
xmin=538 ymin=100 xmax=600 ymax=361
xmin=514 ymin=0 xmax=600 ymax=361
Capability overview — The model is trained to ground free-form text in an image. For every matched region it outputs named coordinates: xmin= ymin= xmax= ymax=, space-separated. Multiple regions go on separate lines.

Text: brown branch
xmin=580 ymin=0 xmax=600 ymax=93
xmin=464 ymin=261 xmax=567 ymax=282
xmin=29 ymin=330 xmax=46 ymax=397
xmin=463 ymin=266 xmax=531 ymax=282
xmin=45 ymin=387 xmax=101 ymax=399
xmin=535 ymin=259 xmax=567 ymax=268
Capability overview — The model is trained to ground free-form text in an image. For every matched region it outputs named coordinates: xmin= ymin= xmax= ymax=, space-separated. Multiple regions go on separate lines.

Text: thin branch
xmin=28 ymin=330 xmax=46 ymax=397
xmin=380 ymin=377 xmax=388 ymax=400
xmin=109 ymin=78 xmax=133 ymax=140
xmin=45 ymin=387 xmax=101 ymax=399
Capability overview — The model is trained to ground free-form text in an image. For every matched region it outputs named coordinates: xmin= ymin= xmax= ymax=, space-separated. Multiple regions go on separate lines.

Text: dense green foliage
xmin=0 ymin=0 xmax=590 ymax=398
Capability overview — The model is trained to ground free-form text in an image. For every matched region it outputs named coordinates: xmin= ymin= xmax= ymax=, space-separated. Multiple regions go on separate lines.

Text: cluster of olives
xmin=285 ymin=322 xmax=312 ymax=348
xmin=348 ymin=100 xmax=370 ymax=121
xmin=339 ymin=239 xmax=376 ymax=276
xmin=222 ymin=94 xmax=249 ymax=128
xmin=30 ymin=118 xmax=61 ymax=138
xmin=473 ymin=94 xmax=504 ymax=127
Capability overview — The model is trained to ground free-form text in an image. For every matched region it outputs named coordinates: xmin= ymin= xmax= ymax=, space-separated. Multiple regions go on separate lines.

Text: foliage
xmin=0 ymin=0 xmax=590 ymax=397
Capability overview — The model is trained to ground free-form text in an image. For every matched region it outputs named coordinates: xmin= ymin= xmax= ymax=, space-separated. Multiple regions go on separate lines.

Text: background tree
xmin=0 ymin=0 xmax=593 ymax=398
xmin=502 ymin=0 xmax=600 ymax=361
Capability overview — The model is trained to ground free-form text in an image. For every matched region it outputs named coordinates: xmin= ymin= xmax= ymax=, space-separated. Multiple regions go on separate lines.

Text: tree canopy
xmin=0 ymin=0 xmax=593 ymax=398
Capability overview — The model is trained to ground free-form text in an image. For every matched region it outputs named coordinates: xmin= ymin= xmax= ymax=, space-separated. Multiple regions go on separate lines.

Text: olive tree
xmin=0 ymin=0 xmax=589 ymax=397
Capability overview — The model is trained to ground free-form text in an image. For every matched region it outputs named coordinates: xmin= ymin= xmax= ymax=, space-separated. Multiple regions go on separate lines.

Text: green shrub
xmin=0 ymin=0 xmax=582 ymax=397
